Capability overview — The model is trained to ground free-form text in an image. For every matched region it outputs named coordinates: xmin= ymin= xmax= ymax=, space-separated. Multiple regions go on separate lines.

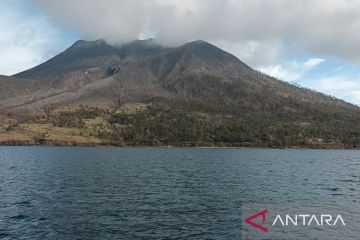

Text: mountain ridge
xmin=1 ymin=39 xmax=360 ymax=148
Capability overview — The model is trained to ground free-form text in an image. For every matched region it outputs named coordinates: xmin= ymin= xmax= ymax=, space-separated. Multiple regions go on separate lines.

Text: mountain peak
xmin=175 ymin=39 xmax=250 ymax=71
xmin=188 ymin=39 xmax=208 ymax=44
xmin=131 ymin=38 xmax=157 ymax=45
xmin=14 ymin=38 xmax=250 ymax=79
xmin=14 ymin=39 xmax=119 ymax=79
xmin=71 ymin=39 xmax=107 ymax=48
xmin=3 ymin=38 xmax=360 ymax=148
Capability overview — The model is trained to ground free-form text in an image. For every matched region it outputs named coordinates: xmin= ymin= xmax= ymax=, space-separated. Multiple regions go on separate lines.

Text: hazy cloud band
xmin=32 ymin=0 xmax=360 ymax=64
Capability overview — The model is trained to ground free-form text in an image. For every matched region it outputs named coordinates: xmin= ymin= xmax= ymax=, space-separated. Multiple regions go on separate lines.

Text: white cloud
xmin=213 ymin=39 xmax=284 ymax=67
xmin=350 ymin=91 xmax=360 ymax=104
xmin=295 ymin=75 xmax=360 ymax=105
xmin=0 ymin=0 xmax=76 ymax=75
xmin=304 ymin=58 xmax=325 ymax=68
xmin=258 ymin=58 xmax=325 ymax=82
xmin=319 ymin=77 xmax=360 ymax=92
xmin=32 ymin=0 xmax=360 ymax=64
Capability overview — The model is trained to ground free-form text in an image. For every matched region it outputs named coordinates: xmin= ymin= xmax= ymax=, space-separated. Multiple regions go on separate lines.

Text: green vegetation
xmin=106 ymin=101 xmax=360 ymax=148
xmin=1 ymin=101 xmax=360 ymax=148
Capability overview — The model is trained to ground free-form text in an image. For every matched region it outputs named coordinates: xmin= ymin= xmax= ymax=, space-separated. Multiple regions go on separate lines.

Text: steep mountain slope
xmin=15 ymin=39 xmax=169 ymax=79
xmin=15 ymin=40 xmax=121 ymax=79
xmin=3 ymin=39 xmax=353 ymax=111
xmin=1 ymin=39 xmax=360 ymax=147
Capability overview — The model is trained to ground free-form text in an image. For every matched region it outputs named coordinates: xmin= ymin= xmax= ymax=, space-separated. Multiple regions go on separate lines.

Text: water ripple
xmin=0 ymin=147 xmax=359 ymax=239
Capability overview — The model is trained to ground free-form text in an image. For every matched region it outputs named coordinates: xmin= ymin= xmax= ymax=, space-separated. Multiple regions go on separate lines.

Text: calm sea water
xmin=0 ymin=147 xmax=359 ymax=239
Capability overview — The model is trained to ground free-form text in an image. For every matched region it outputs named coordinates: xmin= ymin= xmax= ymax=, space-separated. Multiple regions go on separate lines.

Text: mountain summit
xmin=1 ymin=39 xmax=360 ymax=147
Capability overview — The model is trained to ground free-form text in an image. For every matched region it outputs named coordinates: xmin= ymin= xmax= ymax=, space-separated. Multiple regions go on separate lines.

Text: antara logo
xmin=272 ymin=214 xmax=346 ymax=226
xmin=244 ymin=209 xmax=346 ymax=233
xmin=244 ymin=209 xmax=269 ymax=232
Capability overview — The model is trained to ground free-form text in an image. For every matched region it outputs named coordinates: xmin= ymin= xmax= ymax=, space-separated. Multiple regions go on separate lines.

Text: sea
xmin=0 ymin=147 xmax=359 ymax=239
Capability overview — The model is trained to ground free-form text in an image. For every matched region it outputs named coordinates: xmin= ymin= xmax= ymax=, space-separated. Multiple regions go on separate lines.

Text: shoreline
xmin=0 ymin=141 xmax=358 ymax=150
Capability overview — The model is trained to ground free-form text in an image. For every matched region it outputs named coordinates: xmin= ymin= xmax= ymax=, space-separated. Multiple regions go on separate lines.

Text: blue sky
xmin=0 ymin=0 xmax=78 ymax=74
xmin=1 ymin=0 xmax=360 ymax=105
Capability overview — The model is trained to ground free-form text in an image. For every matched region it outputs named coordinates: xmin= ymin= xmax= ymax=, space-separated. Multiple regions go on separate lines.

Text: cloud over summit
xmin=32 ymin=0 xmax=360 ymax=64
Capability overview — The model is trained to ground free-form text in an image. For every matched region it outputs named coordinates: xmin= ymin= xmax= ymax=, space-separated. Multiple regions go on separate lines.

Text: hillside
xmin=1 ymin=39 xmax=360 ymax=148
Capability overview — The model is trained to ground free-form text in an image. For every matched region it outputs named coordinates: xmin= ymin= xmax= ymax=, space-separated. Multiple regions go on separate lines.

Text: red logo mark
xmin=244 ymin=209 xmax=269 ymax=233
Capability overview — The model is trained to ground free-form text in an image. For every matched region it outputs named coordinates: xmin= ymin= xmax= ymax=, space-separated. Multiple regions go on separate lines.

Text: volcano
xmin=1 ymin=39 xmax=360 ymax=147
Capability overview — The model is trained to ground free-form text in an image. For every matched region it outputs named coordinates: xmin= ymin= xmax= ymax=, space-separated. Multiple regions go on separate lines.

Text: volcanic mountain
xmin=1 ymin=39 xmax=360 ymax=147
